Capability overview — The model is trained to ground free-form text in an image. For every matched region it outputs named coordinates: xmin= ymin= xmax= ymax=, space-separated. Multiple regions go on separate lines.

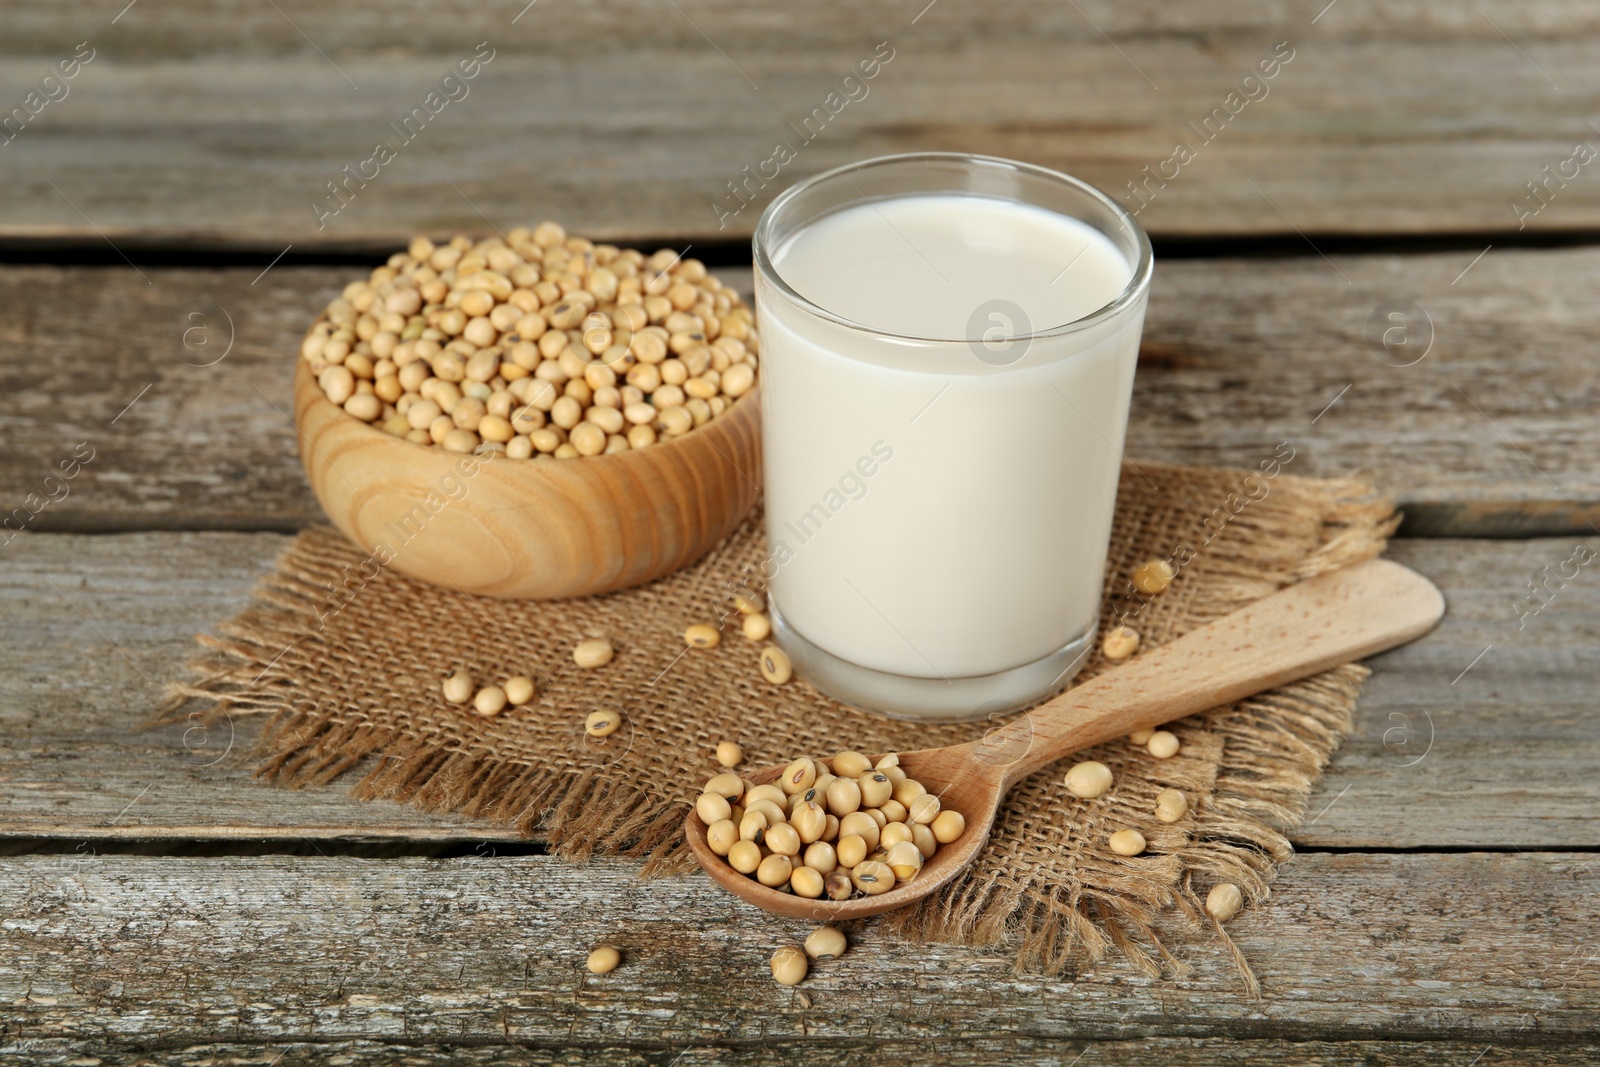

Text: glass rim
xmin=751 ymin=151 xmax=1154 ymax=346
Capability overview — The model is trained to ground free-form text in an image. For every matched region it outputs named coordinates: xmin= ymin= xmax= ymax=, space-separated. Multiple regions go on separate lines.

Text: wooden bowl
xmin=292 ymin=359 xmax=762 ymax=598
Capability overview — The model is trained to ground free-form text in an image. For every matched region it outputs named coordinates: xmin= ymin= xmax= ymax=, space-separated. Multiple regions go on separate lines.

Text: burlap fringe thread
xmin=162 ymin=464 xmax=1397 ymax=993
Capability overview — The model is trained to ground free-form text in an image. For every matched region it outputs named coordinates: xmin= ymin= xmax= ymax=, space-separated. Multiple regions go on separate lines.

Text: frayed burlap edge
xmin=160 ymin=468 xmax=1397 ymax=989
xmin=884 ymin=664 xmax=1368 ymax=993
xmin=879 ymin=474 xmax=1397 ymax=987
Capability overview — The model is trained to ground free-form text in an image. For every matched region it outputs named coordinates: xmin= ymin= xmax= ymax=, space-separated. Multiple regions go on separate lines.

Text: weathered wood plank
xmin=3 ymin=249 xmax=1596 ymax=537
xmin=1 ymin=532 xmax=1595 ymax=849
xmin=9 ymin=1039 xmax=1599 ymax=1067
xmin=0 ymin=531 xmax=513 ymax=843
xmin=1128 ymin=248 xmax=1600 ymax=537
xmin=0 ymin=2 xmax=1595 ymax=244
xmin=1294 ymin=537 xmax=1600 ymax=848
xmin=2 ymin=852 xmax=1596 ymax=1051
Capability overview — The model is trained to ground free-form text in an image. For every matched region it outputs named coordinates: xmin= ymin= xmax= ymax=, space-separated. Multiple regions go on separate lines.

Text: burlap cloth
xmin=168 ymin=460 xmax=1396 ymax=990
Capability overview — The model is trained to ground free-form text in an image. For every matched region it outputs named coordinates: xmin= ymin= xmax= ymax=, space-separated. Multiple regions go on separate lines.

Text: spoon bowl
xmin=685 ymin=750 xmax=1004 ymax=921
xmin=686 ymin=557 xmax=1446 ymax=920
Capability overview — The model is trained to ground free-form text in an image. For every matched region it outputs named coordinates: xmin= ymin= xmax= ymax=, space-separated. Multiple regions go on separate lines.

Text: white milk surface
xmin=758 ymin=193 xmax=1144 ymax=679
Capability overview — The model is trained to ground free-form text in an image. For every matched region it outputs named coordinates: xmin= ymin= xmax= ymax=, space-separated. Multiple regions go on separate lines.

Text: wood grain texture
xmin=2 ymin=852 xmax=1596 ymax=1051
xmin=1 ymin=533 xmax=1594 ymax=850
xmin=2 ymin=249 xmax=1597 ymax=537
xmin=0 ymin=530 xmax=516 ymax=844
xmin=10 ymin=1040 xmax=1600 ymax=1067
xmin=293 ymin=360 xmax=762 ymax=598
xmin=0 ymin=2 xmax=1596 ymax=245
xmin=1297 ymin=536 xmax=1600 ymax=849
xmin=1126 ymin=247 xmax=1600 ymax=534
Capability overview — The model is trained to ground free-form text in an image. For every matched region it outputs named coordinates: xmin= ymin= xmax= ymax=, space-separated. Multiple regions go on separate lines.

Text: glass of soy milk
xmin=752 ymin=153 xmax=1152 ymax=721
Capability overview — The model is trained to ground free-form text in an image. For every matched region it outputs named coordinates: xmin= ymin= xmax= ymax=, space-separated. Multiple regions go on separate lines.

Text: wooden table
xmin=3 ymin=3 xmax=1597 ymax=1063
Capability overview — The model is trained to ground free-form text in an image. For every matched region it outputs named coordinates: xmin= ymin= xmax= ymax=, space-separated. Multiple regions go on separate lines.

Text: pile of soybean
xmin=696 ymin=751 xmax=966 ymax=900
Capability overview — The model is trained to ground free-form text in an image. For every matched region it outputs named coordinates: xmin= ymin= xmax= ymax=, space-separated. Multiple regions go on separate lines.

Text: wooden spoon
xmin=685 ymin=557 xmax=1444 ymax=920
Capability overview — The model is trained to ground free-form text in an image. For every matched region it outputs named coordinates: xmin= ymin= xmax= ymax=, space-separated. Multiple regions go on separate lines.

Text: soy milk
xmin=756 ymin=192 xmax=1145 ymax=682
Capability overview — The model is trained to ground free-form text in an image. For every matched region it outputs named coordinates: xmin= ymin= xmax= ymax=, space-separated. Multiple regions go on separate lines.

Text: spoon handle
xmin=986 ymin=558 xmax=1444 ymax=789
